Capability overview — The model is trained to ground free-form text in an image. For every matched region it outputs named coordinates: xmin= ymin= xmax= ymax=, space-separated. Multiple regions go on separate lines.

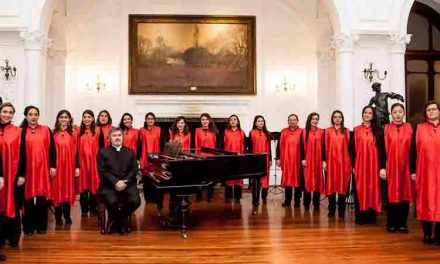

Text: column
xmin=389 ymin=34 xmax=412 ymax=100
xmin=331 ymin=33 xmax=359 ymax=129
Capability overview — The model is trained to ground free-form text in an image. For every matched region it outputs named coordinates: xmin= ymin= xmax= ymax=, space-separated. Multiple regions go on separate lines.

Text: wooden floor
xmin=3 ymin=189 xmax=440 ymax=263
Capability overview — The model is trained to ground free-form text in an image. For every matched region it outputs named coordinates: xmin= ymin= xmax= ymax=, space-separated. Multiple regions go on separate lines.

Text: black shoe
xmin=355 ymin=219 xmax=365 ymax=225
xmin=81 ymin=212 xmax=88 ymax=218
xmin=423 ymin=235 xmax=434 ymax=244
xmin=398 ymin=226 xmax=409 ymax=233
xmin=293 ymin=202 xmax=300 ymax=208
xmin=65 ymin=217 xmax=73 ymax=225
xmin=106 ymin=221 xmax=117 ymax=234
xmin=9 ymin=240 xmax=19 ymax=248
xmin=314 ymin=206 xmax=320 ymax=212
xmin=24 ymin=231 xmax=34 ymax=236
xmin=118 ymin=223 xmax=126 ymax=235
xmin=387 ymin=226 xmax=397 ymax=233
xmin=0 ymin=253 xmax=7 ymax=262
xmin=36 ymin=230 xmax=46 ymax=235
xmin=304 ymin=205 xmax=310 ymax=211
xmin=328 ymin=211 xmax=335 ymax=217
xmin=282 ymin=202 xmax=291 ymax=207
xmin=89 ymin=211 xmax=98 ymax=217
xmin=234 ymin=198 xmax=241 ymax=204
xmin=262 ymin=199 xmax=267 ymax=204
xmin=56 ymin=218 xmax=63 ymax=225
xmin=338 ymin=210 xmax=345 ymax=218
xmin=225 ymin=198 xmax=231 ymax=203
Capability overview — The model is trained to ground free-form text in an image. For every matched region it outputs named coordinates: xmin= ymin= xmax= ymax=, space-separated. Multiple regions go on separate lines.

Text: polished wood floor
xmin=3 ymin=189 xmax=440 ymax=263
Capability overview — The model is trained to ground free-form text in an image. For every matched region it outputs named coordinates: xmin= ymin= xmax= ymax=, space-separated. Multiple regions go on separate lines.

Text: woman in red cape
xmin=77 ymin=110 xmax=103 ymax=217
xmin=248 ymin=115 xmax=271 ymax=204
xmin=195 ymin=113 xmax=219 ymax=202
xmin=412 ymin=101 xmax=440 ymax=244
xmin=0 ymin=102 xmax=22 ymax=247
xmin=352 ymin=106 xmax=383 ymax=225
xmin=169 ymin=116 xmax=191 ymax=151
xmin=380 ymin=103 xmax=413 ymax=233
xmin=96 ymin=110 xmax=113 ymax=148
xmin=119 ymin=113 xmax=139 ymax=156
xmin=276 ymin=114 xmax=303 ymax=207
xmin=223 ymin=114 xmax=246 ymax=204
xmin=51 ymin=110 xmax=78 ymax=225
xmin=18 ymin=106 xmax=56 ymax=235
xmin=301 ymin=112 xmax=325 ymax=211
xmin=140 ymin=112 xmax=163 ymax=209
xmin=324 ymin=110 xmax=352 ymax=218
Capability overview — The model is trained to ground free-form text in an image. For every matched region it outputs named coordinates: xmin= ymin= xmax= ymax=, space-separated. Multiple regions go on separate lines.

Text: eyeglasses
xmin=426 ymin=108 xmax=439 ymax=112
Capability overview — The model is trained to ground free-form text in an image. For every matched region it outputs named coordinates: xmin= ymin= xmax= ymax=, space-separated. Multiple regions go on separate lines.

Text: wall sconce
xmin=276 ymin=75 xmax=295 ymax=93
xmin=0 ymin=59 xmax=17 ymax=81
xmin=86 ymin=75 xmax=106 ymax=93
xmin=363 ymin=61 xmax=387 ymax=83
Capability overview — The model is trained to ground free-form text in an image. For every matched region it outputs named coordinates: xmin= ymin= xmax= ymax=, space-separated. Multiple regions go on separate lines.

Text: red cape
xmin=100 ymin=124 xmax=113 ymax=147
xmin=416 ymin=122 xmax=440 ymax=221
xmin=0 ymin=124 xmax=21 ymax=217
xmin=195 ymin=127 xmax=216 ymax=150
xmin=123 ymin=127 xmax=139 ymax=156
xmin=224 ymin=128 xmax=245 ymax=186
xmin=51 ymin=130 xmax=76 ymax=206
xmin=250 ymin=129 xmax=271 ymax=188
xmin=139 ymin=126 xmax=161 ymax=168
xmin=325 ymin=127 xmax=351 ymax=195
xmin=279 ymin=127 xmax=302 ymax=187
xmin=302 ymin=128 xmax=324 ymax=193
xmin=24 ymin=125 xmax=51 ymax=200
xmin=384 ymin=122 xmax=413 ymax=203
xmin=77 ymin=127 xmax=101 ymax=194
xmin=354 ymin=124 xmax=381 ymax=212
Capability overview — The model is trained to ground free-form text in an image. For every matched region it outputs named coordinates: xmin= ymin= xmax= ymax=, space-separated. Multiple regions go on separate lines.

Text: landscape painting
xmin=129 ymin=15 xmax=256 ymax=95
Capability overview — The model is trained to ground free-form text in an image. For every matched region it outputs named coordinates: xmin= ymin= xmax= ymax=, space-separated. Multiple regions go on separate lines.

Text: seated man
xmin=97 ymin=127 xmax=140 ymax=234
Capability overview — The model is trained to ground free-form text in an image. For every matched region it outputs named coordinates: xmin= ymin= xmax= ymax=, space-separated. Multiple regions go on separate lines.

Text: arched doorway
xmin=406 ymin=1 xmax=440 ymax=124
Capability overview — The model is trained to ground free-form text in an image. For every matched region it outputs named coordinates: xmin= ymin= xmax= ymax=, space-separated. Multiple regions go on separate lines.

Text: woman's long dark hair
xmin=119 ymin=113 xmax=133 ymax=130
xmin=361 ymin=105 xmax=381 ymax=142
xmin=96 ymin=110 xmax=112 ymax=126
xmin=226 ymin=114 xmax=242 ymax=131
xmin=331 ymin=110 xmax=346 ymax=134
xmin=170 ymin=116 xmax=189 ymax=135
xmin=252 ymin=115 xmax=270 ymax=139
xmin=305 ymin=112 xmax=319 ymax=142
xmin=423 ymin=100 xmax=440 ymax=121
xmin=143 ymin=112 xmax=156 ymax=128
xmin=20 ymin=105 xmax=40 ymax=141
xmin=200 ymin=113 xmax=218 ymax=134
xmin=80 ymin=110 xmax=96 ymax=136
xmin=54 ymin=110 xmax=74 ymax=135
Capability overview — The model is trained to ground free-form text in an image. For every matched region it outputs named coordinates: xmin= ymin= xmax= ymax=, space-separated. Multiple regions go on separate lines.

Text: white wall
xmin=61 ymin=0 xmax=333 ymax=132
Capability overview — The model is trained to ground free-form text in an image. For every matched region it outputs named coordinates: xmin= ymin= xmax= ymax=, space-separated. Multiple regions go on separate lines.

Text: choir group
xmin=0 ymin=100 xmax=440 ymax=249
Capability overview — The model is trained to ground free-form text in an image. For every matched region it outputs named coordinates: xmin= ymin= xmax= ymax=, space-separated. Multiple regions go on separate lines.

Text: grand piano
xmin=142 ymin=146 xmax=267 ymax=238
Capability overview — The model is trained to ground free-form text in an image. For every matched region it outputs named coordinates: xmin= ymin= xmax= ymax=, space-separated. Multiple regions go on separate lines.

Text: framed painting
xmin=128 ymin=15 xmax=256 ymax=95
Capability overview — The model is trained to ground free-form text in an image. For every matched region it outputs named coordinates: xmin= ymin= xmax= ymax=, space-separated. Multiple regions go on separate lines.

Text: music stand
xmin=269 ymin=132 xmax=283 ymax=195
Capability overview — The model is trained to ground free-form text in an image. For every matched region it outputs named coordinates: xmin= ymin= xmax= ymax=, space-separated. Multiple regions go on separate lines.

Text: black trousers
xmin=225 ymin=185 xmax=243 ymax=201
xmin=103 ymin=190 xmax=141 ymax=223
xmin=80 ymin=191 xmax=98 ymax=215
xmin=22 ymin=196 xmax=48 ymax=233
xmin=352 ymin=178 xmax=377 ymax=224
xmin=55 ymin=202 xmax=72 ymax=221
xmin=422 ymin=221 xmax=440 ymax=239
xmin=261 ymin=188 xmax=269 ymax=202
xmin=386 ymin=201 xmax=410 ymax=228
xmin=0 ymin=212 xmax=21 ymax=246
xmin=283 ymin=186 xmax=302 ymax=205
xmin=304 ymin=191 xmax=320 ymax=209
xmin=328 ymin=193 xmax=347 ymax=214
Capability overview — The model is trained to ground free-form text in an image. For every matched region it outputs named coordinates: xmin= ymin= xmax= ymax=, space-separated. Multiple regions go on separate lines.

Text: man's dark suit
xmin=97 ymin=145 xmax=140 ymax=230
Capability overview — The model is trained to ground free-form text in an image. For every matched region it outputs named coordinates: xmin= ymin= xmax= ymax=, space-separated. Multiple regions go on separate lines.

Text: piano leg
xmin=251 ymin=179 xmax=261 ymax=215
xmin=178 ymin=195 xmax=190 ymax=239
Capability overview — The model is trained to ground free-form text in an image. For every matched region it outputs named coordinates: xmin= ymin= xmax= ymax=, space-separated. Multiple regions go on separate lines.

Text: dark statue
xmin=368 ymin=82 xmax=404 ymax=127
